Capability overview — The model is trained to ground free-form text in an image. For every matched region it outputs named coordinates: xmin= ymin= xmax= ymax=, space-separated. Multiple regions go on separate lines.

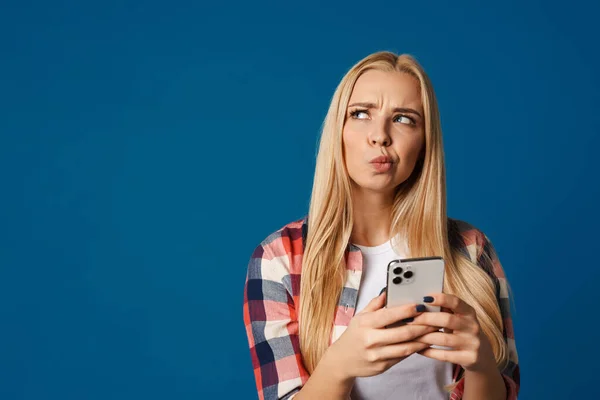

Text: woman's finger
xmin=374 ymin=341 xmax=431 ymax=361
xmin=410 ymin=311 xmax=471 ymax=331
xmin=412 ymin=331 xmax=463 ymax=349
xmin=370 ymin=325 xmax=440 ymax=347
xmin=357 ymin=290 xmax=387 ymax=314
xmin=423 ymin=293 xmax=475 ymax=316
xmin=417 ymin=348 xmax=474 ymax=366
xmin=367 ymin=303 xmax=425 ymax=328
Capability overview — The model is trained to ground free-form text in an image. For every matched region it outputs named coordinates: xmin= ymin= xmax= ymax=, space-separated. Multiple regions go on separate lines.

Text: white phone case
xmin=385 ymin=257 xmax=445 ymax=328
xmin=385 ymin=257 xmax=451 ymax=350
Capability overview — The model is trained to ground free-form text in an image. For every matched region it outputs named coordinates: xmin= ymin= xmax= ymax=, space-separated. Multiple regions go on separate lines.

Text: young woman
xmin=243 ymin=51 xmax=520 ymax=400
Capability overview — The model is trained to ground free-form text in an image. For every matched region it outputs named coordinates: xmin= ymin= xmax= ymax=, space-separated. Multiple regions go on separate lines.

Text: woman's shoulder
xmin=448 ymin=217 xmax=486 ymax=246
xmin=448 ymin=217 xmax=505 ymax=283
xmin=254 ymin=216 xmax=307 ymax=259
xmin=247 ymin=215 xmax=307 ymax=284
xmin=447 ymin=217 xmax=494 ymax=261
xmin=260 ymin=217 xmax=306 ymax=248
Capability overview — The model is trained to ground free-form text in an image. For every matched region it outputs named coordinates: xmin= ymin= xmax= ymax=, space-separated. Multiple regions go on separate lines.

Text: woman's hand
xmin=409 ymin=293 xmax=497 ymax=372
xmin=325 ymin=291 xmax=439 ymax=382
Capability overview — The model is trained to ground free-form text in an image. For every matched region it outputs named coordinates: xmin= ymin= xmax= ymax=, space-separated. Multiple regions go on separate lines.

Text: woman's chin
xmin=355 ymin=182 xmax=398 ymax=195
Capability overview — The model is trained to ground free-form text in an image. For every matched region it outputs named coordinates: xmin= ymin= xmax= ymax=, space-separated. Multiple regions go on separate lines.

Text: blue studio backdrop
xmin=1 ymin=0 xmax=599 ymax=399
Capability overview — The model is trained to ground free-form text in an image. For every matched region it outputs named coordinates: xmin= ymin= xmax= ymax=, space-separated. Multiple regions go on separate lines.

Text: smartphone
xmin=385 ymin=256 xmax=445 ymax=329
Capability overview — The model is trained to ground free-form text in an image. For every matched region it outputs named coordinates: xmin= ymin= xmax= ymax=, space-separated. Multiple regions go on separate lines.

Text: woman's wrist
xmin=463 ymin=362 xmax=506 ymax=400
xmin=319 ymin=344 xmax=355 ymax=385
xmin=294 ymin=346 xmax=355 ymax=400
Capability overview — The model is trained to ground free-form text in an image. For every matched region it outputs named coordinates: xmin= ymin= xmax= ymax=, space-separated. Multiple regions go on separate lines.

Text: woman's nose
xmin=371 ymin=135 xmax=390 ymax=146
xmin=369 ymin=123 xmax=391 ymax=146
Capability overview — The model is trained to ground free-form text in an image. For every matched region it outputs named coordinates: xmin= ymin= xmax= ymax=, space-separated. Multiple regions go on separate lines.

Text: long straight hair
xmin=299 ymin=52 xmax=508 ymax=387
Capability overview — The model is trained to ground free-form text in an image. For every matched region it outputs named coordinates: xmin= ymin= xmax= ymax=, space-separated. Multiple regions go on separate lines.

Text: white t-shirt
xmin=350 ymin=237 xmax=453 ymax=400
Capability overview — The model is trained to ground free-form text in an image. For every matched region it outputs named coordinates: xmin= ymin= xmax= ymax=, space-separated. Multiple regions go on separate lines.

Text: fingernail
xmin=379 ymin=287 xmax=386 ymax=296
xmin=423 ymin=296 xmax=434 ymax=303
xmin=416 ymin=304 xmax=427 ymax=312
xmin=401 ymin=317 xmax=414 ymax=323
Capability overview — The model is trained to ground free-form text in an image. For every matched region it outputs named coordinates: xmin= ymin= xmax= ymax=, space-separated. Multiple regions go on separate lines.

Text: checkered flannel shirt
xmin=243 ymin=216 xmax=520 ymax=399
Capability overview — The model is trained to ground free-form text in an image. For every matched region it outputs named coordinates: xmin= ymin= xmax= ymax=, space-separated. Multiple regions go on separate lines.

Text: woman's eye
xmin=350 ymin=110 xmax=369 ymax=119
xmin=395 ymin=115 xmax=415 ymax=125
xmin=349 ymin=110 xmax=415 ymax=125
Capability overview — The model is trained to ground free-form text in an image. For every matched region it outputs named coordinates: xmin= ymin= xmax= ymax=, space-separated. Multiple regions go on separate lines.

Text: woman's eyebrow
xmin=347 ymin=102 xmax=422 ymax=119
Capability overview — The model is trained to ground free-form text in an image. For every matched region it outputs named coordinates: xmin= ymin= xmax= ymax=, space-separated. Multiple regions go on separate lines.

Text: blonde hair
xmin=299 ymin=51 xmax=508 ymax=389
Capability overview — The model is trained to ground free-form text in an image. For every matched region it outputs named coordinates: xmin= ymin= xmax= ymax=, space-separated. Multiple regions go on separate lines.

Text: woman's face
xmin=342 ymin=69 xmax=425 ymax=196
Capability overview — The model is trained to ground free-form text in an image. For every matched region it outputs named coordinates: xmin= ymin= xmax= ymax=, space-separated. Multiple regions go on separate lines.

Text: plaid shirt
xmin=243 ymin=216 xmax=520 ymax=399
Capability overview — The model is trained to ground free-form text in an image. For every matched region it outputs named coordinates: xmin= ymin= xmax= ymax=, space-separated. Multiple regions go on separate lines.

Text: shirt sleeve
xmin=243 ymin=243 xmax=309 ymax=400
xmin=451 ymin=230 xmax=521 ymax=399
xmin=481 ymin=232 xmax=520 ymax=398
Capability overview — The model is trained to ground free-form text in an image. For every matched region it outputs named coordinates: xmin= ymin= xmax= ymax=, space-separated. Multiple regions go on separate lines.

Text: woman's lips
xmin=370 ymin=161 xmax=393 ymax=172
xmin=369 ymin=156 xmax=394 ymax=172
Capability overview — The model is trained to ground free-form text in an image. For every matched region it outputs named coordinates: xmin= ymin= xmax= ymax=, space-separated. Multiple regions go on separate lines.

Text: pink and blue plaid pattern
xmin=243 ymin=216 xmax=520 ymax=399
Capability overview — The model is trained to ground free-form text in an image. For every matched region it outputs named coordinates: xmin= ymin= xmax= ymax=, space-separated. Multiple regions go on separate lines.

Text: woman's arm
xmin=462 ymin=364 xmax=506 ymax=400
xmin=458 ymin=231 xmax=520 ymax=399
xmin=244 ymin=240 xmax=361 ymax=400
xmin=478 ymin=232 xmax=520 ymax=398
xmin=243 ymin=242 xmax=309 ymax=400
xmin=291 ymin=348 xmax=354 ymax=400
xmin=410 ymin=227 xmax=520 ymax=400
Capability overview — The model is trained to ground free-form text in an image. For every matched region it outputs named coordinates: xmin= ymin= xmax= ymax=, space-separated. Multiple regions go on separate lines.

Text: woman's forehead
xmin=349 ymin=69 xmax=422 ymax=108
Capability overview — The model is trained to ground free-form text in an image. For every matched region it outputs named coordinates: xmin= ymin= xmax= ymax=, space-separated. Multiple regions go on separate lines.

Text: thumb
xmin=359 ymin=287 xmax=387 ymax=314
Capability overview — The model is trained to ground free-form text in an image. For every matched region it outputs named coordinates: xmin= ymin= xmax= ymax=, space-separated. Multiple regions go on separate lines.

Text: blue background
xmin=1 ymin=0 xmax=598 ymax=398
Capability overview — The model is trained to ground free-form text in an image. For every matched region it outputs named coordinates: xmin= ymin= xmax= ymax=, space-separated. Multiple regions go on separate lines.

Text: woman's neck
xmin=350 ymin=189 xmax=395 ymax=247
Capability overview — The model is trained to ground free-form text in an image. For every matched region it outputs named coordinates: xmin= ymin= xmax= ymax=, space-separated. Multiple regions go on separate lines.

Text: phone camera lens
xmin=403 ymin=271 xmax=413 ymax=279
xmin=393 ymin=266 xmax=403 ymax=275
xmin=393 ymin=277 xmax=402 ymax=285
